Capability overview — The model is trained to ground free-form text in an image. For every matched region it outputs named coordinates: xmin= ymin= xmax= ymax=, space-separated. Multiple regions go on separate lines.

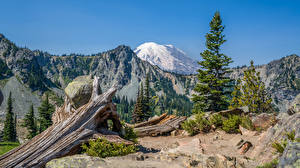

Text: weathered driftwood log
xmin=131 ymin=113 xmax=168 ymax=128
xmin=0 ymin=76 xmax=131 ymax=168
xmin=134 ymin=114 xmax=187 ymax=137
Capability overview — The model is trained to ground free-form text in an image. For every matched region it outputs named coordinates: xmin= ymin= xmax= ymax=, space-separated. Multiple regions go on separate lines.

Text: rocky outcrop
xmin=278 ymin=142 xmax=300 ymax=168
xmin=251 ymin=113 xmax=277 ymax=130
xmin=64 ymin=75 xmax=93 ymax=109
xmin=0 ymin=89 xmax=3 ymax=106
xmin=287 ymin=93 xmax=300 ymax=115
xmin=249 ymin=112 xmax=300 ymax=164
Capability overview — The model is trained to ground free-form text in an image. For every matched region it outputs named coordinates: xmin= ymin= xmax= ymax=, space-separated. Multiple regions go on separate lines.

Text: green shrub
xmin=272 ymin=140 xmax=287 ymax=154
xmin=182 ymin=112 xmax=211 ymax=136
xmin=81 ymin=138 xmax=137 ymax=158
xmin=181 ymin=119 xmax=198 ymax=136
xmin=121 ymin=121 xmax=138 ymax=143
xmin=272 ymin=129 xmax=299 ymax=154
xmin=209 ymin=114 xmax=223 ymax=127
xmin=222 ymin=115 xmax=241 ymax=133
xmin=285 ymin=130 xmax=295 ymax=141
xmin=240 ymin=116 xmax=254 ymax=131
xmin=256 ymin=158 xmax=278 ymax=168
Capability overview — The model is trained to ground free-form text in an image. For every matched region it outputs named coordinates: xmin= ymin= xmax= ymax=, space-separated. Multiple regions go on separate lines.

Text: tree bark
xmin=134 ymin=115 xmax=187 ymax=137
xmin=0 ymin=76 xmax=130 ymax=168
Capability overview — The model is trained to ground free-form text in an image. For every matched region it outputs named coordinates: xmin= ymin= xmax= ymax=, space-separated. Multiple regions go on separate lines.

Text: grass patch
xmin=0 ymin=142 xmax=20 ymax=156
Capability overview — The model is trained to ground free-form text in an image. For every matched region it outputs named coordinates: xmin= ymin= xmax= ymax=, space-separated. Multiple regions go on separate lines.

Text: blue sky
xmin=0 ymin=0 xmax=299 ymax=66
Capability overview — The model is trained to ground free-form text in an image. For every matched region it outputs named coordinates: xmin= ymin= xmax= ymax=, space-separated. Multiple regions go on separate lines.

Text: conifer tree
xmin=38 ymin=94 xmax=54 ymax=132
xmin=143 ymin=74 xmax=151 ymax=120
xmin=132 ymin=85 xmax=143 ymax=123
xmin=3 ymin=92 xmax=17 ymax=142
xmin=23 ymin=104 xmax=37 ymax=139
xmin=229 ymin=60 xmax=273 ymax=113
xmin=192 ymin=11 xmax=233 ymax=114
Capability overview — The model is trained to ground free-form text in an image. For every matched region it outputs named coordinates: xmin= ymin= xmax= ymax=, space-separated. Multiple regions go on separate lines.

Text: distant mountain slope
xmin=0 ymin=34 xmax=195 ymax=118
xmin=0 ymin=33 xmax=299 ymax=117
xmin=134 ymin=42 xmax=199 ymax=74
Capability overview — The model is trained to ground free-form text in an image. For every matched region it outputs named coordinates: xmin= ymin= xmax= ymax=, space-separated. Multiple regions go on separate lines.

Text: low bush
xmin=256 ymin=158 xmax=278 ymax=168
xmin=81 ymin=138 xmax=137 ymax=158
xmin=182 ymin=112 xmax=211 ymax=136
xmin=209 ymin=114 xmax=223 ymax=128
xmin=240 ymin=115 xmax=254 ymax=131
xmin=222 ymin=115 xmax=241 ymax=133
xmin=181 ymin=119 xmax=198 ymax=136
xmin=121 ymin=121 xmax=138 ymax=143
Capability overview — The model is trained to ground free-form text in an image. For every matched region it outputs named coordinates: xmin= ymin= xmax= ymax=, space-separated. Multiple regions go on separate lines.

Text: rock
xmin=136 ymin=154 xmax=145 ymax=161
xmin=171 ymin=130 xmax=181 ymax=137
xmin=239 ymin=125 xmax=257 ymax=136
xmin=0 ymin=89 xmax=3 ymax=106
xmin=64 ymin=75 xmax=94 ymax=109
xmin=239 ymin=141 xmax=253 ymax=154
xmin=249 ymin=113 xmax=300 ymax=163
xmin=181 ymin=130 xmax=190 ymax=136
xmin=46 ymin=154 xmax=105 ymax=168
xmin=212 ymin=134 xmax=222 ymax=141
xmin=278 ymin=142 xmax=300 ymax=168
xmin=287 ymin=93 xmax=300 ymax=115
xmin=252 ymin=113 xmax=277 ymax=130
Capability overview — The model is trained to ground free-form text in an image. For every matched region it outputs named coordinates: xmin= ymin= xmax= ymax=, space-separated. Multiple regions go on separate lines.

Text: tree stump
xmin=0 ymin=76 xmax=131 ymax=168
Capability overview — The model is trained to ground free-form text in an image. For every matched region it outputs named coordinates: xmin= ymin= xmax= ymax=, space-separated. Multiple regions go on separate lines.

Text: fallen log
xmin=0 ymin=76 xmax=131 ymax=168
xmin=134 ymin=115 xmax=187 ymax=137
xmin=132 ymin=113 xmax=168 ymax=128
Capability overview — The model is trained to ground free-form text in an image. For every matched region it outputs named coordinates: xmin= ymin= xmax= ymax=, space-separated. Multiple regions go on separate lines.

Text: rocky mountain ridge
xmin=0 ymin=33 xmax=299 ymax=117
xmin=0 ymin=34 xmax=195 ymax=118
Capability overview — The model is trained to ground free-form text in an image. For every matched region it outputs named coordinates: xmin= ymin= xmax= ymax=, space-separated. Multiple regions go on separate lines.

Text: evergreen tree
xmin=143 ymin=74 xmax=151 ymax=120
xmin=23 ymin=104 xmax=37 ymax=139
xmin=3 ymin=92 xmax=17 ymax=142
xmin=132 ymin=85 xmax=143 ymax=123
xmin=192 ymin=11 xmax=233 ymax=114
xmin=229 ymin=60 xmax=273 ymax=113
xmin=38 ymin=94 xmax=55 ymax=132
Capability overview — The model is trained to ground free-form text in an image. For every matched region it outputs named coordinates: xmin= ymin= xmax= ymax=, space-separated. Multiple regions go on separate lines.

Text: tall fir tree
xmin=229 ymin=61 xmax=273 ymax=113
xmin=3 ymin=92 xmax=17 ymax=142
xmin=143 ymin=74 xmax=151 ymax=120
xmin=132 ymin=84 xmax=144 ymax=123
xmin=192 ymin=11 xmax=233 ymax=114
xmin=38 ymin=94 xmax=54 ymax=132
xmin=23 ymin=104 xmax=37 ymax=139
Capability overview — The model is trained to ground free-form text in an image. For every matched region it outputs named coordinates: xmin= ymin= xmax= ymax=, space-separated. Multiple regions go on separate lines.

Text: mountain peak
xmin=134 ymin=42 xmax=199 ymax=74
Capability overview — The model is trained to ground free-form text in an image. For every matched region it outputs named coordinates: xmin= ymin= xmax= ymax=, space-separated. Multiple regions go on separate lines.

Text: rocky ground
xmin=46 ymin=112 xmax=300 ymax=168
xmin=46 ymin=130 xmax=269 ymax=168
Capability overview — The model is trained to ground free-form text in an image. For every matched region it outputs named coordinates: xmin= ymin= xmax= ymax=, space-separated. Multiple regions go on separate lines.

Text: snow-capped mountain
xmin=134 ymin=42 xmax=199 ymax=74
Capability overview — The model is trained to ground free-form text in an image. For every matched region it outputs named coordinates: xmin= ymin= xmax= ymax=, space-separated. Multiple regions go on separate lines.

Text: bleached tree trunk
xmin=0 ymin=77 xmax=131 ymax=168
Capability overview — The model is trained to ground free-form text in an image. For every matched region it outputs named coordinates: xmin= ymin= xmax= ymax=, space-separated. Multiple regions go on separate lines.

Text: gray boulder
xmin=278 ymin=142 xmax=300 ymax=168
xmin=64 ymin=75 xmax=93 ymax=109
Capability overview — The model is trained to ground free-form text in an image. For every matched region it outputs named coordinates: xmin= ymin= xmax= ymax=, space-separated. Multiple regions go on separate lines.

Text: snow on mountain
xmin=134 ymin=42 xmax=199 ymax=74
